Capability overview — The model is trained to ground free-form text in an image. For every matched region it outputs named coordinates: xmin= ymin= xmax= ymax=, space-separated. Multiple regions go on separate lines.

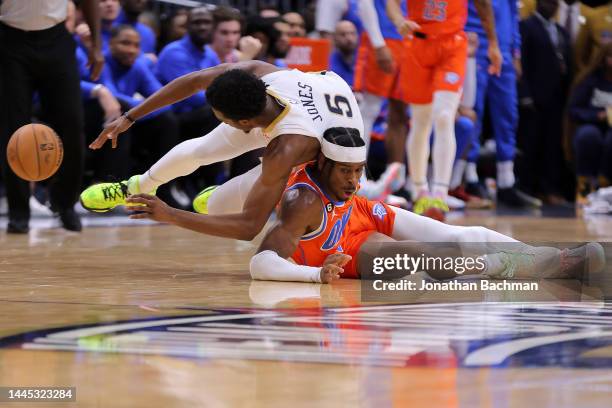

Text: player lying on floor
xmin=125 ymin=127 xmax=605 ymax=283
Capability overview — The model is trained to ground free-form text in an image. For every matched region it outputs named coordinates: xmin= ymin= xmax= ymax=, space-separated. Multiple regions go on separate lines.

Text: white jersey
xmin=260 ymin=69 xmax=365 ymax=143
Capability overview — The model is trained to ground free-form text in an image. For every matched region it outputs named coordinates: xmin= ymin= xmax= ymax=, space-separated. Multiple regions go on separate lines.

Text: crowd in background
xmin=1 ymin=0 xmax=612 ymax=233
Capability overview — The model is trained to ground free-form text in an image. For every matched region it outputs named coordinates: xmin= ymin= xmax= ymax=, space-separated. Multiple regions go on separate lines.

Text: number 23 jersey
xmin=260 ymin=69 xmax=365 ymax=143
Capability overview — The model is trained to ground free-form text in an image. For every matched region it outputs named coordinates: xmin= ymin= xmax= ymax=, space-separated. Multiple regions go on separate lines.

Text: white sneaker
xmin=29 ymin=196 xmax=53 ymax=217
xmin=385 ymin=194 xmax=410 ymax=208
xmin=445 ymin=194 xmax=466 ymax=210
xmin=0 ymin=197 xmax=7 ymax=216
xmin=170 ymin=185 xmax=191 ymax=208
xmin=359 ymin=163 xmax=404 ymax=201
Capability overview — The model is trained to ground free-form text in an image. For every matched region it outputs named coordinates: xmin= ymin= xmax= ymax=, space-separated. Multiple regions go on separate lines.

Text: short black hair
xmin=110 ymin=24 xmax=138 ymax=39
xmin=323 ymin=127 xmax=364 ymax=147
xmin=206 ymin=69 xmax=268 ymax=120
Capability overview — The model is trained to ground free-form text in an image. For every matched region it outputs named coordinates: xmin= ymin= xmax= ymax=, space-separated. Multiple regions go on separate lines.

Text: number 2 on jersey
xmin=423 ymin=0 xmax=447 ymax=22
xmin=325 ymin=94 xmax=353 ymax=117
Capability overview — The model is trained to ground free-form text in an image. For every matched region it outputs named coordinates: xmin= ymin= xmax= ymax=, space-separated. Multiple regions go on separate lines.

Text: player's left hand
xmin=487 ymin=42 xmax=503 ymax=76
xmin=395 ymin=19 xmax=421 ymax=38
xmin=126 ymin=194 xmax=176 ymax=224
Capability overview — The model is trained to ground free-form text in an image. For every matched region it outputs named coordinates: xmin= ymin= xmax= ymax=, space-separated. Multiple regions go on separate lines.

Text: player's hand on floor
xmin=320 ymin=254 xmax=352 ymax=283
xmin=89 ymin=114 xmax=133 ymax=150
xmin=126 ymin=194 xmax=175 ymax=224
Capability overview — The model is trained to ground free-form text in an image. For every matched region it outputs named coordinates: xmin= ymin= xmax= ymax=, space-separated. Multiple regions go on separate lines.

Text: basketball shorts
xmin=340 ymin=199 xmax=396 ymax=278
xmin=396 ymin=31 xmax=468 ymax=105
xmin=353 ymin=33 xmax=404 ymax=100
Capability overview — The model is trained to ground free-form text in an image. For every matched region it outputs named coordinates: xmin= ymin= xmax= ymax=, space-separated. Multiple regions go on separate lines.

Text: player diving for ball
xmin=122 ymin=127 xmax=605 ymax=284
xmin=80 ymin=60 xmax=401 ymax=241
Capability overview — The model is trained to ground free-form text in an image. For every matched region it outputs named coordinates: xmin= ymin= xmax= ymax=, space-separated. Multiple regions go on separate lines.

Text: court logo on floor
xmin=2 ymin=303 xmax=612 ymax=368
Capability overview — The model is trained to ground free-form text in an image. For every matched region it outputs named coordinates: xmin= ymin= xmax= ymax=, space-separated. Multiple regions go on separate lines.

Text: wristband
xmin=123 ymin=112 xmax=136 ymax=123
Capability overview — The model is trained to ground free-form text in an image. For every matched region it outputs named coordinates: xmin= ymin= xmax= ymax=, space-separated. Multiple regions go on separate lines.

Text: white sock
xmin=465 ymin=162 xmax=479 ymax=184
xmin=450 ymin=159 xmax=467 ymax=190
xmin=207 ymin=164 xmax=262 ymax=215
xmin=431 ymin=91 xmax=460 ymax=199
xmin=389 ymin=206 xmax=518 ymax=242
xmin=496 ymin=160 xmax=515 ymax=189
xmin=407 ymin=103 xmax=433 ymax=197
xmin=133 ymin=123 xmax=267 ymax=194
xmin=359 ymin=92 xmax=383 ymax=151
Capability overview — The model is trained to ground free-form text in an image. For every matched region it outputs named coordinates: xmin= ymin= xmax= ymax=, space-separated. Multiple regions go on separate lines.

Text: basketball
xmin=7 ymin=123 xmax=64 ymax=182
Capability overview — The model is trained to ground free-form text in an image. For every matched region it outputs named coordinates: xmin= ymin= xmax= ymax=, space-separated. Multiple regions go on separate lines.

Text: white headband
xmin=321 ymin=138 xmax=367 ymax=163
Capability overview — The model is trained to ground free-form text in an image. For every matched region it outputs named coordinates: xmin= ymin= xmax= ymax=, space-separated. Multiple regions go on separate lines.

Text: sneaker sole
xmin=79 ymin=197 xmax=113 ymax=213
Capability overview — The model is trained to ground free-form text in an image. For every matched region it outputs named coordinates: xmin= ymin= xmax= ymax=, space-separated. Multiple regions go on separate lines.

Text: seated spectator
xmin=211 ymin=6 xmax=262 ymax=63
xmin=157 ymin=7 xmax=219 ymax=114
xmin=329 ymin=20 xmax=358 ymax=87
xmin=245 ymin=16 xmax=289 ymax=67
xmin=283 ymin=12 xmax=307 ymax=37
xmin=569 ymin=42 xmax=612 ymax=204
xmin=76 ymin=0 xmax=157 ymax=64
xmin=139 ymin=10 xmax=160 ymax=40
xmin=116 ymin=0 xmax=157 ymax=62
xmin=75 ymin=0 xmax=120 ymax=52
xmin=260 ymin=7 xmax=281 ymax=18
xmin=96 ymin=25 xmax=179 ymax=190
xmin=575 ymin=1 xmax=612 ymax=75
xmin=156 ymin=7 xmax=223 ymax=196
xmin=158 ymin=8 xmax=188 ymax=51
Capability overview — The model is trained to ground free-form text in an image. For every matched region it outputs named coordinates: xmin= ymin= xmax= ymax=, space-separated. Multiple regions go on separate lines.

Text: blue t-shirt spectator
xmin=329 ymin=50 xmax=355 ymax=87
xmin=156 ymin=35 xmax=220 ymax=113
xmin=115 ymin=9 xmax=156 ymax=54
xmin=99 ymin=51 xmax=169 ymax=119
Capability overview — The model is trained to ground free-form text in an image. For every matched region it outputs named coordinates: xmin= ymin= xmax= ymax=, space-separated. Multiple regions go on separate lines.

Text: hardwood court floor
xmin=1 ymin=213 xmax=612 ymax=407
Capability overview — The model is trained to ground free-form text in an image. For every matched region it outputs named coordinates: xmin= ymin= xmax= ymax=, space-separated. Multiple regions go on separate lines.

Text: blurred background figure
xmin=569 ymin=42 xmax=612 ymax=204
xmin=283 ymin=12 xmax=307 ymax=37
xmin=329 ymin=20 xmax=358 ymax=87
xmin=158 ymin=8 xmax=188 ymax=51
xmin=518 ymin=0 xmax=574 ymax=205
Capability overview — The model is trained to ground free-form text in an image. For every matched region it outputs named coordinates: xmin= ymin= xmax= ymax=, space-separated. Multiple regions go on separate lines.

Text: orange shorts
xmin=353 ymin=33 xmax=404 ymax=99
xmin=396 ymin=31 xmax=468 ymax=105
xmin=338 ymin=199 xmax=396 ymax=279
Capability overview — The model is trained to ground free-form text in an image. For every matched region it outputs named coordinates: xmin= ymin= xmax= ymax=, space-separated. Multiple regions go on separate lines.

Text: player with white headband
xmin=126 ymin=127 xmax=605 ymax=284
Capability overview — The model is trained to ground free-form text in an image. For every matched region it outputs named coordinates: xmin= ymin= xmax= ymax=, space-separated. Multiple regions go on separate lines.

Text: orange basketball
xmin=7 ymin=124 xmax=64 ymax=182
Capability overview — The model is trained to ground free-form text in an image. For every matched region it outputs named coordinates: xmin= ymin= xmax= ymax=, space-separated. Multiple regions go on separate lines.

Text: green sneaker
xmin=413 ymin=196 xmax=449 ymax=214
xmin=193 ymin=186 xmax=218 ymax=214
xmin=79 ymin=175 xmax=150 ymax=213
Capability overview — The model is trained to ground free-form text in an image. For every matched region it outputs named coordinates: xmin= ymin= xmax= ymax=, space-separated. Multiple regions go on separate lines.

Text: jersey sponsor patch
xmin=445 ymin=72 xmax=460 ymax=84
xmin=372 ymin=202 xmax=387 ymax=221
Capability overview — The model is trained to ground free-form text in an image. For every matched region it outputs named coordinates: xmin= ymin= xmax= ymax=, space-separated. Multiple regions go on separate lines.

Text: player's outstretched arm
xmin=127 ymin=134 xmax=317 ymax=241
xmin=251 ymin=187 xmax=348 ymax=283
xmin=89 ymin=60 xmax=281 ymax=149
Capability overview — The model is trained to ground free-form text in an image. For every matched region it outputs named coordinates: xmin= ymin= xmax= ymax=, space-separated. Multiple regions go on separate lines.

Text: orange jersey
xmin=286 ymin=165 xmax=396 ymax=278
xmin=408 ymin=0 xmax=467 ymax=36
